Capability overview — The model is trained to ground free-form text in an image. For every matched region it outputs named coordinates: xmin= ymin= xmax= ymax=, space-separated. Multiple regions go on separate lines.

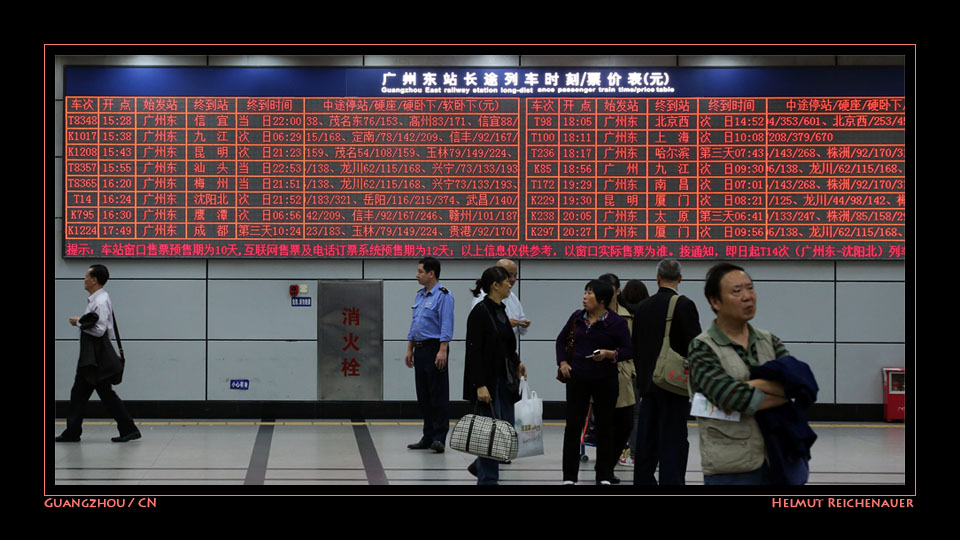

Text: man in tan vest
xmin=687 ymin=262 xmax=789 ymax=485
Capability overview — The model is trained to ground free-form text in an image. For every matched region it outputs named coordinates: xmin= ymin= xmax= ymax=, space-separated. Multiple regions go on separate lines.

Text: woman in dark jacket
xmin=556 ymin=279 xmax=633 ymax=485
xmin=463 ymin=265 xmax=527 ymax=485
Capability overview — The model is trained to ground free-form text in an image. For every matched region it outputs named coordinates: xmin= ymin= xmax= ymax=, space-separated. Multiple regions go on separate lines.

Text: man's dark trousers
xmin=62 ymin=369 xmax=137 ymax=438
xmin=631 ymin=287 xmax=700 ymax=485
xmin=633 ymin=386 xmax=689 ymax=485
xmin=413 ymin=341 xmax=449 ymax=444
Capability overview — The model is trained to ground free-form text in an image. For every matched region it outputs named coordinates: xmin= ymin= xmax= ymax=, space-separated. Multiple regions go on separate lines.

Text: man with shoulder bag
xmin=631 ymin=259 xmax=701 ymax=485
xmin=57 ymin=264 xmax=140 ymax=443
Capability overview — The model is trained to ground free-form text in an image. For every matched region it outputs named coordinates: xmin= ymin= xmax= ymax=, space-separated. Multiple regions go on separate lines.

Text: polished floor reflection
xmin=52 ymin=420 xmax=906 ymax=486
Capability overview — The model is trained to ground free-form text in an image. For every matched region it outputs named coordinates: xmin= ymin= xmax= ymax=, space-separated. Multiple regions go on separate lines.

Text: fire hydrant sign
xmin=317 ymin=280 xmax=383 ymax=400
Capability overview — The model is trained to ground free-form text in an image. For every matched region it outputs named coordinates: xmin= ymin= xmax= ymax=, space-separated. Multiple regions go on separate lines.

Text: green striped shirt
xmin=686 ymin=321 xmax=790 ymax=415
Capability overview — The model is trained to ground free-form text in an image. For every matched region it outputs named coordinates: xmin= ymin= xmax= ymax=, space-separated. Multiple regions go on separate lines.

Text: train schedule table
xmin=62 ymin=67 xmax=907 ymax=259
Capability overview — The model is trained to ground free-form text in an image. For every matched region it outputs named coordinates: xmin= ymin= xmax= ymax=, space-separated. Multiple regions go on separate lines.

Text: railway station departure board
xmin=62 ymin=67 xmax=907 ymax=259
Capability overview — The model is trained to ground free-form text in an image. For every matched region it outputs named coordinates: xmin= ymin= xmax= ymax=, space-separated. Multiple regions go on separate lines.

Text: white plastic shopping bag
xmin=513 ymin=377 xmax=544 ymax=458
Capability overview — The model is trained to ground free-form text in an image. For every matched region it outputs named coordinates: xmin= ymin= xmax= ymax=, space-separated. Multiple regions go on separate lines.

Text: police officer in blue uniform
xmin=405 ymin=256 xmax=455 ymax=453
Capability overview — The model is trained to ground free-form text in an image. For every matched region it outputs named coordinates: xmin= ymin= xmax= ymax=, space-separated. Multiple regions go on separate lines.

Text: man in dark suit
xmin=631 ymin=258 xmax=701 ymax=485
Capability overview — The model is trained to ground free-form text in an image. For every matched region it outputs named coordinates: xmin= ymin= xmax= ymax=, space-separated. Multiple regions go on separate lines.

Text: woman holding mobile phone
xmin=555 ymin=279 xmax=633 ymax=485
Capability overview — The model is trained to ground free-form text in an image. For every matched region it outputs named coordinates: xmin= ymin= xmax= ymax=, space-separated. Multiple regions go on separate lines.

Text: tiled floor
xmin=52 ymin=420 xmax=906 ymax=486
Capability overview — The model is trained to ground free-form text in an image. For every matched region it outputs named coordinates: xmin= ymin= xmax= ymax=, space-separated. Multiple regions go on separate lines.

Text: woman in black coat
xmin=463 ymin=265 xmax=527 ymax=485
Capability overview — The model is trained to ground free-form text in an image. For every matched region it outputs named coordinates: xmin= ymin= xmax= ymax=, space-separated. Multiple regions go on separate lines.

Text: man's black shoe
xmin=111 ymin=431 xmax=142 ymax=443
xmin=407 ymin=440 xmax=431 ymax=450
xmin=55 ymin=434 xmax=80 ymax=442
xmin=467 ymin=461 xmax=478 ymax=477
xmin=430 ymin=441 xmax=445 ymax=453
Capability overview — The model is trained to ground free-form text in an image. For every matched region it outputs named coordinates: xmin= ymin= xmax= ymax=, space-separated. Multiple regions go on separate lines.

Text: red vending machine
xmin=882 ymin=367 xmax=905 ymax=422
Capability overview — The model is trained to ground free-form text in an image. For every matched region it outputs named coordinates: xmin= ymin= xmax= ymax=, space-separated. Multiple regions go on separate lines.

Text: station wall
xmin=51 ymin=51 xmax=908 ymax=416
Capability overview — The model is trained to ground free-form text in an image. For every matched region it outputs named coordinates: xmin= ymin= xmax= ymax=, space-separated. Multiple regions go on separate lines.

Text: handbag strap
xmin=663 ymin=294 xmax=680 ymax=344
xmin=472 ymin=397 xmax=500 ymax=420
xmin=480 ymin=301 xmax=516 ymax=378
xmin=468 ymin=395 xmax=502 ymax=457
xmin=487 ymin=417 xmax=498 ymax=458
xmin=564 ymin=311 xmax=579 ymax=362
xmin=479 ymin=301 xmax=505 ymax=359
xmin=480 ymin=395 xmax=502 ymax=458
xmin=476 ymin=390 xmax=501 ymax=420
xmin=662 ymin=295 xmax=694 ymax=399
xmin=112 ymin=309 xmax=125 ymax=361
xmin=464 ymin=414 xmax=476 ymax=451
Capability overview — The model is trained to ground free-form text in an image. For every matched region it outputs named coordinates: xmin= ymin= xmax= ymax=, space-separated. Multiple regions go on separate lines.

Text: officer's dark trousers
xmin=414 ymin=342 xmax=449 ymax=444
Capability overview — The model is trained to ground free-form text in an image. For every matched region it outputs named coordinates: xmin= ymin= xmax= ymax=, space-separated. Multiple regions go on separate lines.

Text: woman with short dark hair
xmin=555 ymin=280 xmax=633 ymax=485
